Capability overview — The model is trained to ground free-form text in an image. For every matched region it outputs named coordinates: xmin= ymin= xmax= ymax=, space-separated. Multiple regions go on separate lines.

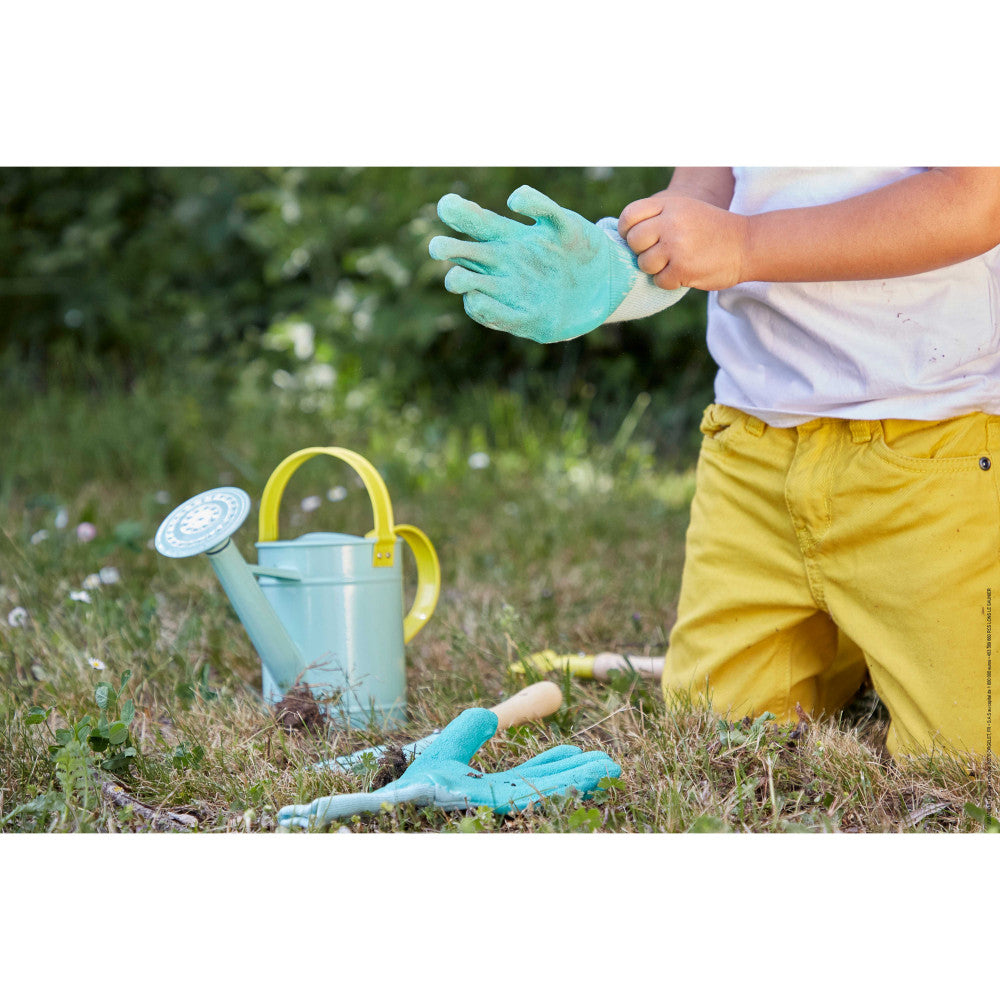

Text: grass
xmin=1 ymin=380 xmax=997 ymax=834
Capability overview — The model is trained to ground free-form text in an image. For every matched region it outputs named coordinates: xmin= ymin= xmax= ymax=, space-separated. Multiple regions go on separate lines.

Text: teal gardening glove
xmin=428 ymin=184 xmax=688 ymax=344
xmin=277 ymin=707 xmax=621 ymax=829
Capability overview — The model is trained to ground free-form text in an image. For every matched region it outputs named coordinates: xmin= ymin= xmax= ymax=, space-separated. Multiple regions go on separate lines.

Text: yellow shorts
xmin=662 ymin=404 xmax=1000 ymax=760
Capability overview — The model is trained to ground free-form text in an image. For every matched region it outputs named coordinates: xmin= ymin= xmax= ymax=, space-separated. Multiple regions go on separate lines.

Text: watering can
xmin=153 ymin=447 xmax=440 ymax=727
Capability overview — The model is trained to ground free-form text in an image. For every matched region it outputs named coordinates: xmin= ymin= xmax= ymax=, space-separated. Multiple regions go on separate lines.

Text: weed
xmin=456 ymin=806 xmax=498 ymax=833
xmin=963 ymin=803 xmax=1000 ymax=832
xmin=4 ymin=671 xmax=139 ymax=830
xmin=566 ymin=806 xmax=603 ymax=831
xmin=90 ymin=670 xmax=138 ymax=774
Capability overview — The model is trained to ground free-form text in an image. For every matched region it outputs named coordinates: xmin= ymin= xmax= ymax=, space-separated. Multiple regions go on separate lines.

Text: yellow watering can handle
xmin=394 ymin=524 xmax=441 ymax=644
xmin=258 ymin=447 xmax=397 ymax=566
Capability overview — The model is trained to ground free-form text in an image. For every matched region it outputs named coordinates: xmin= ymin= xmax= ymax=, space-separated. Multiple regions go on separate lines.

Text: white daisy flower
xmin=300 ymin=495 xmax=322 ymax=513
xmin=98 ymin=566 xmax=120 ymax=585
xmin=70 ymin=590 xmax=92 ymax=604
xmin=87 ymin=656 xmax=107 ymax=671
xmin=30 ymin=530 xmax=49 ymax=545
xmin=468 ymin=451 xmax=490 ymax=470
xmin=7 ymin=607 xmax=28 ymax=627
xmin=83 ymin=574 xmax=102 ymax=590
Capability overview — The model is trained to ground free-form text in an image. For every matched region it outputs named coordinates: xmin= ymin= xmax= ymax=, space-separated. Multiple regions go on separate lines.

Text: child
xmin=429 ymin=168 xmax=1000 ymax=760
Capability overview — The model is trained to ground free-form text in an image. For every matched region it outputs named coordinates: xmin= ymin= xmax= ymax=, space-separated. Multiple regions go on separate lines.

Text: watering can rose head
xmin=154 ymin=448 xmax=440 ymax=727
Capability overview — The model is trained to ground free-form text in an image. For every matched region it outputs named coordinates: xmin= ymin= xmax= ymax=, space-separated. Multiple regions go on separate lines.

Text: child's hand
xmin=618 ymin=192 xmax=750 ymax=291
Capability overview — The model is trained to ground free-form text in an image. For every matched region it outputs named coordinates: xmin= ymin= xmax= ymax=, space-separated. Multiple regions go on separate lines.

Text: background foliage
xmin=0 ymin=167 xmax=715 ymax=463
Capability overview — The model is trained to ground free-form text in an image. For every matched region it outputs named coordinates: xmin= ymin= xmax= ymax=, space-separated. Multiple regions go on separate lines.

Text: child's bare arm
xmin=618 ymin=167 xmax=1000 ymax=291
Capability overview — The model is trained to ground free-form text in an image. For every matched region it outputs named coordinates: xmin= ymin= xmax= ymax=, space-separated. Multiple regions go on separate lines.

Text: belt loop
xmin=850 ymin=420 xmax=874 ymax=444
xmin=745 ymin=415 xmax=766 ymax=437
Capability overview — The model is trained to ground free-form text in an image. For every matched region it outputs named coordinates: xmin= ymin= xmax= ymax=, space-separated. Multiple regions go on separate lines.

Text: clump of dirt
xmin=273 ymin=683 xmax=326 ymax=734
xmin=371 ymin=746 xmax=410 ymax=788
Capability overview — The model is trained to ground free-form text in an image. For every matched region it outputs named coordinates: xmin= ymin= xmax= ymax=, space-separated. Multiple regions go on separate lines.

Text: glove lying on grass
xmin=428 ymin=184 xmax=689 ymax=344
xmin=277 ymin=706 xmax=621 ymax=829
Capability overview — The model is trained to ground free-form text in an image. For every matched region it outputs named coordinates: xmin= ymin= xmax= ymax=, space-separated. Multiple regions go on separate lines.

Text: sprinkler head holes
xmin=154 ymin=487 xmax=252 ymax=559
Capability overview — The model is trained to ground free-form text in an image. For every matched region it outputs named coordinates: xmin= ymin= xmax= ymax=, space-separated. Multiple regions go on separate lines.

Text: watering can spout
xmin=153 ymin=488 xmax=307 ymax=694
xmin=202 ymin=536 xmax=308 ymax=692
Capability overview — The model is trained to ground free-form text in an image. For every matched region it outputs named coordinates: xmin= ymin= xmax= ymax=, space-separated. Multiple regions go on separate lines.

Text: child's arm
xmin=618 ymin=167 xmax=1000 ymax=290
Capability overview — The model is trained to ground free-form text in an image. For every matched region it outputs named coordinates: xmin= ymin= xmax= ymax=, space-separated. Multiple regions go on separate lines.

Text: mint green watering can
xmin=154 ymin=447 xmax=440 ymax=727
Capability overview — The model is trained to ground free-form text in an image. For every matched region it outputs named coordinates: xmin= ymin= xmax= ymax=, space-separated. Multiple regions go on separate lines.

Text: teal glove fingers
xmin=436 ymin=192 xmax=521 ymax=242
xmin=443 ymin=265 xmax=502 ymax=297
xmin=430 ymin=195 xmax=521 ymax=273
xmin=431 ymin=235 xmax=497 ymax=275
xmin=429 ymin=184 xmax=637 ymax=344
xmin=506 ymin=744 xmax=583 ymax=772
xmin=505 ymin=184 xmax=574 ymax=234
xmin=443 ymin=265 xmax=529 ymax=332
xmin=462 ymin=294 xmax=525 ymax=335
xmin=451 ymin=750 xmax=622 ymax=814
xmin=504 ymin=749 xmax=618 ymax=784
xmin=404 ymin=707 xmax=498 ymax=769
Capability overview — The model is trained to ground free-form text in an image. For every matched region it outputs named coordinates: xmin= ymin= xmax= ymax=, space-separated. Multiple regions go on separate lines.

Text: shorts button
xmin=980 ymin=456 xmax=992 ymax=471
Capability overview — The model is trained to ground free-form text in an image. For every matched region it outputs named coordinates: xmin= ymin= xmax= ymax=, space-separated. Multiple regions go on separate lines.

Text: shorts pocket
xmin=870 ymin=413 xmax=997 ymax=473
xmin=699 ymin=404 xmax=749 ymax=450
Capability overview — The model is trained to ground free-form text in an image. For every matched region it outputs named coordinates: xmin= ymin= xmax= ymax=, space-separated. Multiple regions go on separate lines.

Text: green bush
xmin=0 ymin=167 xmax=715 ymax=456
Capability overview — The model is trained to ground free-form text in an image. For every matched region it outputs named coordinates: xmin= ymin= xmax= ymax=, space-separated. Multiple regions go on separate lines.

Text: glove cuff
xmin=596 ymin=218 xmax=691 ymax=323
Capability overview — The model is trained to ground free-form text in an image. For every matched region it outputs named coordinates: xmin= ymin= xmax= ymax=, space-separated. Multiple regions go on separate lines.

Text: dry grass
xmin=1 ymin=388 xmax=997 ymax=834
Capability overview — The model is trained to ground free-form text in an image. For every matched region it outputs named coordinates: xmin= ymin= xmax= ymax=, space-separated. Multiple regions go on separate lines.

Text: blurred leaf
xmin=107 ymin=722 xmax=129 ymax=746
xmin=94 ymin=683 xmax=112 ymax=710
xmin=964 ymin=802 xmax=1000 ymax=832
xmin=688 ymin=815 xmax=729 ymax=833
xmin=112 ymin=521 xmax=146 ymax=551
xmin=24 ymin=706 xmax=50 ymax=726
xmin=101 ymin=747 xmax=136 ymax=774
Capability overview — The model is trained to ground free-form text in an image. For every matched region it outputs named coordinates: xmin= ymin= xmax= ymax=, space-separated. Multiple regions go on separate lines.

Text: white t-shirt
xmin=708 ymin=167 xmax=1000 ymax=425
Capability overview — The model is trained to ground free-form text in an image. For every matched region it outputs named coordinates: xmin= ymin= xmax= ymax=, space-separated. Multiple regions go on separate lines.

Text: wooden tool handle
xmin=592 ymin=653 xmax=665 ymax=680
xmin=490 ymin=681 xmax=563 ymax=730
